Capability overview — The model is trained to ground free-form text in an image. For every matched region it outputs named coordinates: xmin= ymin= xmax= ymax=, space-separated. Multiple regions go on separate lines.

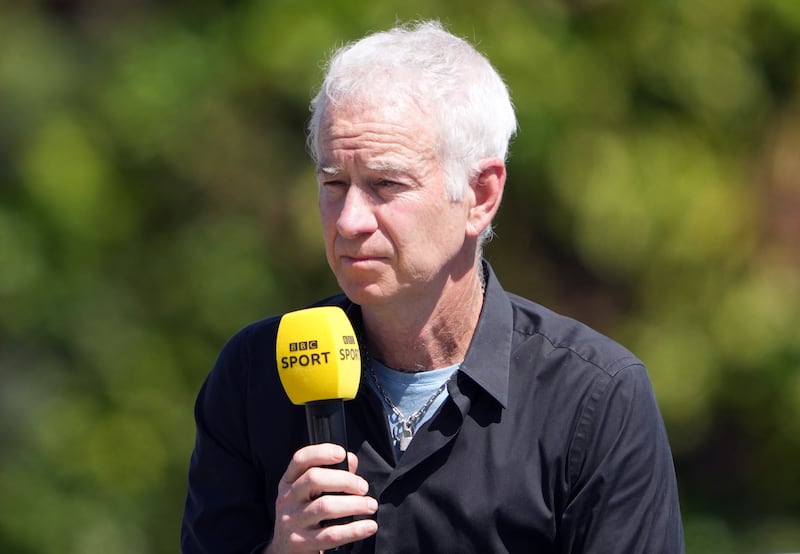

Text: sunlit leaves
xmin=21 ymin=114 xmax=120 ymax=238
xmin=0 ymin=210 xmax=43 ymax=299
xmin=98 ymin=24 xmax=229 ymax=159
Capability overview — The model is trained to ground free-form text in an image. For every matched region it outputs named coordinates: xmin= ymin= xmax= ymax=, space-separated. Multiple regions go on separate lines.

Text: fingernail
xmin=332 ymin=445 xmax=346 ymax=459
xmin=367 ymin=498 xmax=378 ymax=512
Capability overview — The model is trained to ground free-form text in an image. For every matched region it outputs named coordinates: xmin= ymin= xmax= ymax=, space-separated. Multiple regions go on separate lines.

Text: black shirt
xmin=181 ymin=263 xmax=684 ymax=553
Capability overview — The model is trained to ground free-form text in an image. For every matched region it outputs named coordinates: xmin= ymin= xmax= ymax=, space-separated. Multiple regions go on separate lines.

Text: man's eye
xmin=323 ymin=180 xmax=347 ymax=187
xmin=375 ymin=179 xmax=399 ymax=187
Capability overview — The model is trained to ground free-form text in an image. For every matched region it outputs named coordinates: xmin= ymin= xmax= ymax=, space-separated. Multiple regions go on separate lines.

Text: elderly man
xmin=181 ymin=21 xmax=684 ymax=554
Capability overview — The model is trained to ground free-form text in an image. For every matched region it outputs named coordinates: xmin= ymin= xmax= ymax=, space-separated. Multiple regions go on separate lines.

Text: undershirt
xmin=366 ymin=359 xmax=459 ymax=458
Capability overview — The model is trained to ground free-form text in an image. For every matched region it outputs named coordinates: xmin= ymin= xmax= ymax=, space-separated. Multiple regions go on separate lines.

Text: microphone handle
xmin=305 ymin=400 xmax=353 ymax=553
xmin=305 ymin=400 xmax=349 ymax=471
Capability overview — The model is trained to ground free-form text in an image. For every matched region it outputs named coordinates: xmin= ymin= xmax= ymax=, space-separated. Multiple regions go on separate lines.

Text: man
xmin=181 ymin=21 xmax=684 ymax=554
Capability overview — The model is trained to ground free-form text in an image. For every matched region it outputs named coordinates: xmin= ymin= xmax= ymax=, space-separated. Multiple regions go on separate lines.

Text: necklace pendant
xmin=398 ymin=420 xmax=414 ymax=452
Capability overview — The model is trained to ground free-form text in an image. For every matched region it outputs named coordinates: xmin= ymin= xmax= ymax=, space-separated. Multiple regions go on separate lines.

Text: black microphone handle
xmin=305 ymin=399 xmax=349 ymax=471
xmin=305 ymin=399 xmax=353 ymax=553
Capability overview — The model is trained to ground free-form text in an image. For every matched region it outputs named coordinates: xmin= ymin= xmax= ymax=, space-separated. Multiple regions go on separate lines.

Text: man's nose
xmin=337 ymin=185 xmax=378 ymax=238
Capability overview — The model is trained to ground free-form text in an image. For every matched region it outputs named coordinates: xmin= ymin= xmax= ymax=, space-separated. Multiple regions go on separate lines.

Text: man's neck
xmin=361 ymin=268 xmax=485 ymax=372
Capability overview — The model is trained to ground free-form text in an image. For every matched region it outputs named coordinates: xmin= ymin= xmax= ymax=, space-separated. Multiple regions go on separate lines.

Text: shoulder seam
xmin=513 ymin=328 xmax=641 ymax=377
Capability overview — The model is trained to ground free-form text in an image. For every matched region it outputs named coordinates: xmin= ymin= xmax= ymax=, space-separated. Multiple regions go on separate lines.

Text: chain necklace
xmin=366 ymin=360 xmax=451 ymax=452
xmin=358 ymin=270 xmax=482 ymax=452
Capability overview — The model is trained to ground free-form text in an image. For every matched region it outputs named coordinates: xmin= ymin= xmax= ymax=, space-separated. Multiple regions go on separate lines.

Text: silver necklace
xmin=367 ymin=362 xmax=450 ymax=452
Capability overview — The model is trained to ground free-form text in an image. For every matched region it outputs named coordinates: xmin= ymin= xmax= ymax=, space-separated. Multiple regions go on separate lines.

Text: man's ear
xmin=466 ymin=158 xmax=506 ymax=239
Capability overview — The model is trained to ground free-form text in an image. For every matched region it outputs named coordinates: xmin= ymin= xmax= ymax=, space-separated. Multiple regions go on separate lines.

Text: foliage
xmin=0 ymin=1 xmax=798 ymax=552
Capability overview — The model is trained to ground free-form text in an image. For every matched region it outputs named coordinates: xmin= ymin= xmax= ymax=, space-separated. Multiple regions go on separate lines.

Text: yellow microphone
xmin=275 ymin=306 xmax=362 ymax=546
xmin=276 ymin=305 xmax=361 ymax=456
xmin=276 ymin=306 xmax=361 ymax=409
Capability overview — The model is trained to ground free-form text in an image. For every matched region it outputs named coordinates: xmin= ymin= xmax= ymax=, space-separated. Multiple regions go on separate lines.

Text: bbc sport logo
xmin=289 ymin=340 xmax=318 ymax=352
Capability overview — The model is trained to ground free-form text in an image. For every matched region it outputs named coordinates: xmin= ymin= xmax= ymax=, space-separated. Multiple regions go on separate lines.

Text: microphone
xmin=275 ymin=306 xmax=362 ymax=549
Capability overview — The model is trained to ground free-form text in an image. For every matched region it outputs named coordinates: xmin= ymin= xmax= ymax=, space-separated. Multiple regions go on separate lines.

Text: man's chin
xmin=337 ymin=281 xmax=393 ymax=307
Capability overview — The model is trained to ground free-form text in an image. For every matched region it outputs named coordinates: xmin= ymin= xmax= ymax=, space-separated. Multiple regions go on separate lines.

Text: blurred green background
xmin=1 ymin=0 xmax=799 ymax=552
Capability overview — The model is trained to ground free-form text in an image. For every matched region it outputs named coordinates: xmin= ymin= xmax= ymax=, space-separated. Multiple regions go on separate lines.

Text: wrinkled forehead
xmin=315 ymin=86 xmax=442 ymax=163
xmin=324 ymin=89 xmax=431 ymax=124
xmin=316 ymin=101 xmax=440 ymax=169
xmin=318 ymin=100 xmax=411 ymax=131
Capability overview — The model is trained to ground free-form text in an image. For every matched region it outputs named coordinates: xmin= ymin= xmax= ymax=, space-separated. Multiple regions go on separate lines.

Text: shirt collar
xmin=458 ymin=261 xmax=512 ymax=408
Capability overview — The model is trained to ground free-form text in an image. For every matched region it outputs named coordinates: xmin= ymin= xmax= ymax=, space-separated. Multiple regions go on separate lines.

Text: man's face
xmin=316 ymin=101 xmax=474 ymax=308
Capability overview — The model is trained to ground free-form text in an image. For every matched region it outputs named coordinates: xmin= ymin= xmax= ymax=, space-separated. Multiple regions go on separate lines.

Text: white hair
xmin=307 ymin=21 xmax=517 ymax=247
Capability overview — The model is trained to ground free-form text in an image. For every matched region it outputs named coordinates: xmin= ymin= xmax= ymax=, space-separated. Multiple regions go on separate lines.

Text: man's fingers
xmin=272 ymin=444 xmax=377 ymax=553
xmin=307 ymin=493 xmax=378 ymax=522
xmin=347 ymin=451 xmax=358 ymax=474
xmin=289 ymin=465 xmax=369 ymax=503
xmin=276 ymin=496 xmax=378 ymax=551
xmin=282 ymin=444 xmax=348 ymax=483
xmin=315 ymin=518 xmax=378 ymax=550
xmin=280 ymin=518 xmax=378 ymax=554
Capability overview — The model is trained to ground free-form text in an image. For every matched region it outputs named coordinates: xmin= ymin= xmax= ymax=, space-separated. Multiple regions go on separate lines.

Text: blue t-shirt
xmin=366 ymin=359 xmax=459 ymax=457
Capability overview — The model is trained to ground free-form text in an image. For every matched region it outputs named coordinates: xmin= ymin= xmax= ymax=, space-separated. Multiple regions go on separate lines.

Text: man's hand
xmin=264 ymin=444 xmax=379 ymax=554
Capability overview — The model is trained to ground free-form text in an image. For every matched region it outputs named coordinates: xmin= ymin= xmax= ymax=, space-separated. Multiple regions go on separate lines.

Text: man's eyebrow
xmin=317 ymin=162 xmax=411 ymax=175
xmin=317 ymin=165 xmax=342 ymax=175
xmin=364 ymin=161 xmax=410 ymax=174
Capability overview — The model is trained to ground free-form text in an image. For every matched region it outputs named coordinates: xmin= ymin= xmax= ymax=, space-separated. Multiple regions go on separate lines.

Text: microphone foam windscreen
xmin=276 ymin=306 xmax=361 ymax=405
